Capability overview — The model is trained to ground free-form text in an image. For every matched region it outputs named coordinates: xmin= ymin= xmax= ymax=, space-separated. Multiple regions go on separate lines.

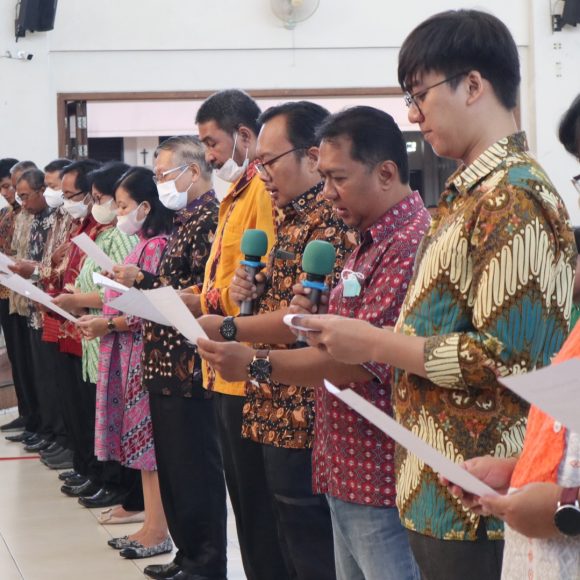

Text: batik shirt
xmin=0 ymin=204 xmax=18 ymax=300
xmin=393 ymin=133 xmax=576 ymax=540
xmin=313 ymin=191 xmax=430 ymax=506
xmin=9 ymin=210 xmax=33 ymax=316
xmin=27 ymin=206 xmax=55 ymax=329
xmin=137 ymin=191 xmax=219 ymax=398
xmin=242 ymin=183 xmax=358 ymax=448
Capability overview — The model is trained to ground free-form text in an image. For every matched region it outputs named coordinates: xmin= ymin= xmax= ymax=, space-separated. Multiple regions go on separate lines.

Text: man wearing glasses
xmin=199 ymin=101 xmax=357 ymax=579
xmin=289 ymin=10 xmax=577 ymax=580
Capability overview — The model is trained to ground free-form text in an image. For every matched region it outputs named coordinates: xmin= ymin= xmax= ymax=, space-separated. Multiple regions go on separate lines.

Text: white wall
xmin=0 ymin=0 xmax=578 ymax=219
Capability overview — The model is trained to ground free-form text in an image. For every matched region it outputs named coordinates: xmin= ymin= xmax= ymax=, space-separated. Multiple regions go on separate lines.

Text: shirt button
xmin=553 ymin=421 xmax=562 ymax=433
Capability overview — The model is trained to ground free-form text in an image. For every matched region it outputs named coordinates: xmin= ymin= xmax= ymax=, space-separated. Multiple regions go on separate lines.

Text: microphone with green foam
xmin=296 ymin=240 xmax=336 ymax=345
xmin=239 ymin=229 xmax=269 ymax=316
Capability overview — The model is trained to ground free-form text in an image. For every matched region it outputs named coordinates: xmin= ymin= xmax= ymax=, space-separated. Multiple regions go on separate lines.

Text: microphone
xmin=239 ymin=229 xmax=269 ymax=316
xmin=296 ymin=240 xmax=336 ymax=346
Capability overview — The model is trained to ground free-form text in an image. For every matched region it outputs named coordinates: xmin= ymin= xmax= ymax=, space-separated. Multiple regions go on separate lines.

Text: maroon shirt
xmin=312 ymin=191 xmax=430 ymax=507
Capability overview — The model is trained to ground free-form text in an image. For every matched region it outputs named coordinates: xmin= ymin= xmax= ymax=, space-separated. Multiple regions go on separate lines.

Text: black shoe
xmin=24 ymin=437 xmax=53 ymax=452
xmin=22 ymin=432 xmax=40 ymax=445
xmin=5 ymin=430 xmax=33 ymax=443
xmin=0 ymin=416 xmax=26 ymax=432
xmin=143 ymin=562 xmax=183 ymax=580
xmin=42 ymin=448 xmax=74 ymax=470
xmin=78 ymin=487 xmax=128 ymax=509
xmin=58 ymin=470 xmax=77 ymax=481
xmin=61 ymin=479 xmax=100 ymax=498
xmin=39 ymin=442 xmax=63 ymax=457
xmin=64 ymin=474 xmax=88 ymax=487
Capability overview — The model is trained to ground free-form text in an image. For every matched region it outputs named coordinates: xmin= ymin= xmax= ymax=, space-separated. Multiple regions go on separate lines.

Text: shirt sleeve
xmin=424 ymin=187 xmax=574 ymax=391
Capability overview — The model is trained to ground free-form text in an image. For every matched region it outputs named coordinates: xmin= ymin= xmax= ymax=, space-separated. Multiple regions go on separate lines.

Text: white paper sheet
xmin=92 ymin=271 xmax=129 ymax=293
xmin=324 ymin=380 xmax=499 ymax=497
xmin=499 ymin=359 xmax=580 ymax=434
xmin=0 ymin=272 xmax=78 ymax=323
xmin=144 ymin=286 xmax=208 ymax=345
xmin=72 ymin=233 xmax=116 ymax=272
xmin=282 ymin=313 xmax=321 ymax=333
xmin=106 ymin=288 xmax=171 ymax=326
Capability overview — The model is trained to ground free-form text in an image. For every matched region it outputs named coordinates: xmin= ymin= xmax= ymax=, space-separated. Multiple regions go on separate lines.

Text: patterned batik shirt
xmin=241 ymin=183 xmax=358 ymax=449
xmin=9 ymin=210 xmax=33 ymax=316
xmin=137 ymin=191 xmax=219 ymax=398
xmin=27 ymin=206 xmax=55 ymax=329
xmin=393 ymin=132 xmax=576 ymax=541
xmin=0 ymin=204 xmax=18 ymax=300
xmin=313 ymin=191 xmax=430 ymax=506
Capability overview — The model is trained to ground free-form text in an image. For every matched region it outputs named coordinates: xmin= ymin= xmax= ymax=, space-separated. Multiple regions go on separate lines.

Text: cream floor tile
xmin=0 ymin=533 xmax=22 ymax=580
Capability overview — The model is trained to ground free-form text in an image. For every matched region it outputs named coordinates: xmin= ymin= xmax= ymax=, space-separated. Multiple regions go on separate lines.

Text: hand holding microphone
xmin=239 ymin=229 xmax=269 ymax=316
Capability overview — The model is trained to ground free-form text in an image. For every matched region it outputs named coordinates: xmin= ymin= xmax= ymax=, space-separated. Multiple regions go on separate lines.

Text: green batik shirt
xmin=75 ymin=227 xmax=137 ymax=383
xmin=393 ymin=132 xmax=577 ymax=541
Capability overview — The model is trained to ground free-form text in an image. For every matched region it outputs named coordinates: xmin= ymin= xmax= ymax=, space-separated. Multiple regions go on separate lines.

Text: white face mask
xmin=0 ymin=195 xmax=10 ymax=211
xmin=15 ymin=194 xmax=22 ymax=206
xmin=63 ymin=196 xmax=89 ymax=220
xmin=91 ymin=199 xmax=117 ymax=225
xmin=156 ymin=167 xmax=191 ymax=211
xmin=215 ymin=132 xmax=249 ymax=183
xmin=43 ymin=187 xmax=64 ymax=208
xmin=116 ymin=204 xmax=147 ymax=235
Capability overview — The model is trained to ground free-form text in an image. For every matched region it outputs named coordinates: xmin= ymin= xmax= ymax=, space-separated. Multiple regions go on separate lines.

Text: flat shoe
xmin=108 ymin=535 xmax=141 ymax=550
xmin=120 ymin=537 xmax=173 ymax=559
xmin=98 ymin=507 xmax=146 ymax=525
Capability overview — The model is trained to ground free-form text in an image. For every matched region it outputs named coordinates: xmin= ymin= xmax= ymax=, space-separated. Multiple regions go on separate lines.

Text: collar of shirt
xmin=448 ymin=131 xmax=528 ymax=197
xmin=361 ymin=190 xmax=425 ymax=245
xmin=34 ymin=206 xmax=54 ymax=221
xmin=174 ymin=189 xmax=216 ymax=226
xmin=281 ymin=181 xmax=324 ymax=221
xmin=228 ymin=160 xmax=259 ymax=200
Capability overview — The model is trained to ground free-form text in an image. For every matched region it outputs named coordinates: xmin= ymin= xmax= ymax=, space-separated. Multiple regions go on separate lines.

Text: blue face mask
xmin=342 ymin=269 xmax=363 ymax=297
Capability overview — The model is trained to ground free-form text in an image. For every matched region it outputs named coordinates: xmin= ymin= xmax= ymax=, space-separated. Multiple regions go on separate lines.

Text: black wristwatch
xmin=247 ymin=349 xmax=272 ymax=383
xmin=219 ymin=316 xmax=238 ymax=341
xmin=554 ymin=486 xmax=580 ymax=536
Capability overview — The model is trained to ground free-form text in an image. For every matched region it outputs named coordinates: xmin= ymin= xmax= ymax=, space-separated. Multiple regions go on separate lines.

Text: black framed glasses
xmin=63 ymin=190 xmax=86 ymax=201
xmin=255 ymin=147 xmax=304 ymax=177
xmin=404 ymin=71 xmax=469 ymax=117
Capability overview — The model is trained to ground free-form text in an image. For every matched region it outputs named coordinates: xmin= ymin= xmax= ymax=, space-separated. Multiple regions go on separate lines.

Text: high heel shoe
xmin=119 ymin=537 xmax=173 ymax=559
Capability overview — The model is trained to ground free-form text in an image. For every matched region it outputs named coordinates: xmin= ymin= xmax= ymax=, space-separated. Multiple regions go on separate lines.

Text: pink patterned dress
xmin=94 ymin=235 xmax=167 ymax=471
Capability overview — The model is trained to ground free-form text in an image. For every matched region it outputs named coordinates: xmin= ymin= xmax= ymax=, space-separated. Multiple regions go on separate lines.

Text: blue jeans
xmin=327 ymin=496 xmax=421 ymax=580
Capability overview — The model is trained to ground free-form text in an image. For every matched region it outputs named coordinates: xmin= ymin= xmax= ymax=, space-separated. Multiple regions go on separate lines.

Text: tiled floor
xmin=0 ymin=410 xmax=245 ymax=580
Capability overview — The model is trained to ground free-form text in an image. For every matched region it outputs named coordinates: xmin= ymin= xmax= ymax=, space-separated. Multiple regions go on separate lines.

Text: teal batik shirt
xmin=75 ymin=227 xmax=137 ymax=384
xmin=393 ymin=133 xmax=577 ymax=541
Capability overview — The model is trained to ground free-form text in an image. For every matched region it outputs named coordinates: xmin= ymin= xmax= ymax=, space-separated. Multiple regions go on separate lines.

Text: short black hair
xmin=10 ymin=160 xmax=38 ymax=177
xmin=196 ymin=89 xmax=262 ymax=136
xmin=0 ymin=158 xmax=18 ymax=180
xmin=60 ymin=159 xmax=102 ymax=193
xmin=44 ymin=158 xmax=72 ymax=173
xmin=259 ymin=101 xmax=330 ymax=157
xmin=559 ymin=94 xmax=580 ymax=158
xmin=88 ymin=161 xmax=130 ymax=197
xmin=398 ymin=9 xmax=520 ymax=110
xmin=115 ymin=167 xmax=174 ymax=238
xmin=316 ymin=106 xmax=410 ymax=184
xmin=155 ymin=135 xmax=212 ymax=179
xmin=17 ymin=168 xmax=45 ymax=191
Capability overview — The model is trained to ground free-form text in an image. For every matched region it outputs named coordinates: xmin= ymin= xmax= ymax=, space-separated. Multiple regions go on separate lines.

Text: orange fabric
xmin=511 ymin=323 xmax=580 ymax=487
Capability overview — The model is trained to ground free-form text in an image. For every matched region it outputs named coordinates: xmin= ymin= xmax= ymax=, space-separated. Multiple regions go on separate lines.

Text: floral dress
xmin=94 ymin=235 xmax=167 ymax=471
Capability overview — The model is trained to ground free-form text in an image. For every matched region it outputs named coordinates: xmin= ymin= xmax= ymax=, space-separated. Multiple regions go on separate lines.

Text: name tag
xmin=275 ymin=249 xmax=295 ymax=261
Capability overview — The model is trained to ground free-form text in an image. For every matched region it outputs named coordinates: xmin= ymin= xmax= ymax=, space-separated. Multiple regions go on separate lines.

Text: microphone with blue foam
xmin=239 ymin=229 xmax=269 ymax=316
xmin=295 ymin=240 xmax=336 ymax=346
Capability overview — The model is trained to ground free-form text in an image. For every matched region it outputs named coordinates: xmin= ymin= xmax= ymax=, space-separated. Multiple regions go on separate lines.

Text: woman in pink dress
xmin=78 ymin=167 xmax=174 ymax=559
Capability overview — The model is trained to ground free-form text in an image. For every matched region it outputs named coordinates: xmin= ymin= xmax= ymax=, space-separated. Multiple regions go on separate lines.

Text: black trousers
xmin=29 ymin=329 xmax=67 ymax=445
xmin=214 ymin=392 xmax=289 ymax=580
xmin=9 ymin=313 xmax=38 ymax=432
xmin=263 ymin=445 xmax=336 ymax=580
xmin=0 ymin=299 xmax=30 ymax=420
xmin=407 ymin=524 xmax=504 ymax=580
xmin=149 ymin=392 xmax=227 ymax=579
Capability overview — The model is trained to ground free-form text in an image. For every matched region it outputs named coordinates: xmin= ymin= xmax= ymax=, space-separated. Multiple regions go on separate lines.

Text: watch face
xmin=250 ymin=358 xmax=272 ymax=382
xmin=219 ymin=317 xmax=237 ymax=341
xmin=555 ymin=505 xmax=580 ymax=536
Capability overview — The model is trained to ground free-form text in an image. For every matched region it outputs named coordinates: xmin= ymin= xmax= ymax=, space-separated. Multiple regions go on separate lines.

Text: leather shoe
xmin=24 ymin=437 xmax=52 ymax=452
xmin=5 ymin=430 xmax=34 ymax=443
xmin=64 ymin=474 xmax=88 ymax=487
xmin=61 ymin=479 xmax=100 ymax=498
xmin=39 ymin=442 xmax=63 ymax=457
xmin=0 ymin=416 xmax=26 ymax=432
xmin=78 ymin=487 xmax=128 ymax=508
xmin=42 ymin=448 xmax=74 ymax=469
xmin=143 ymin=562 xmax=183 ymax=580
xmin=58 ymin=470 xmax=77 ymax=481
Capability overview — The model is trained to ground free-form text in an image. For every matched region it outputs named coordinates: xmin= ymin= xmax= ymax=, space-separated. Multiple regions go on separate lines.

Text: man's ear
xmin=377 ymin=159 xmax=398 ymax=188
xmin=237 ymin=125 xmax=254 ymax=145
xmin=465 ymin=70 xmax=485 ymax=105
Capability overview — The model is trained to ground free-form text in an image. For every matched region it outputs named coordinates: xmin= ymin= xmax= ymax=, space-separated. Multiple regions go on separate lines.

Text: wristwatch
xmin=107 ymin=318 xmax=116 ymax=333
xmin=554 ymin=486 xmax=580 ymax=536
xmin=219 ymin=316 xmax=238 ymax=341
xmin=30 ymin=265 xmax=40 ymax=283
xmin=247 ymin=349 xmax=272 ymax=383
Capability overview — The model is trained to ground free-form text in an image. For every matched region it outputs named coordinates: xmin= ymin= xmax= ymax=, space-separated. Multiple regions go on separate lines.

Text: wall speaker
xmin=15 ymin=0 xmax=58 ymax=39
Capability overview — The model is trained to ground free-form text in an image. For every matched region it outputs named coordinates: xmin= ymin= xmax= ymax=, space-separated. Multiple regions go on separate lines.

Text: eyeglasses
xmin=404 ymin=71 xmax=469 ymax=117
xmin=152 ymin=164 xmax=188 ymax=184
xmin=91 ymin=195 xmax=117 ymax=209
xmin=573 ymin=174 xmax=580 ymax=196
xmin=63 ymin=190 xmax=86 ymax=201
xmin=255 ymin=147 xmax=303 ymax=177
